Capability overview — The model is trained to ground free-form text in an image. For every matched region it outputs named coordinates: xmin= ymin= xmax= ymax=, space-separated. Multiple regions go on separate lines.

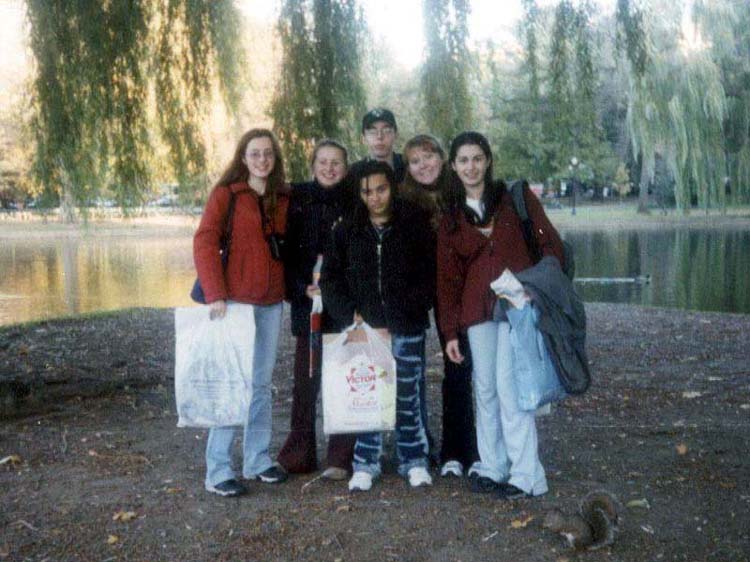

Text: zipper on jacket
xmin=372 ymin=226 xmax=390 ymax=326
xmin=376 ymin=236 xmax=386 ymax=308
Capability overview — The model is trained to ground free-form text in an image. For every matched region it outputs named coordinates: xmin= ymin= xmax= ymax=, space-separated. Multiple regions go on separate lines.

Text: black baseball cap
xmin=362 ymin=108 xmax=397 ymax=133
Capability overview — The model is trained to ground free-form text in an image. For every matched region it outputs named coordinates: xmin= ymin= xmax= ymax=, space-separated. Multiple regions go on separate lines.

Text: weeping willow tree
xmin=26 ymin=0 xmax=244 ymax=220
xmin=421 ymin=0 xmax=472 ymax=146
xmin=618 ymin=0 xmax=730 ymax=214
xmin=693 ymin=0 xmax=750 ymax=206
xmin=270 ymin=0 xmax=366 ymax=182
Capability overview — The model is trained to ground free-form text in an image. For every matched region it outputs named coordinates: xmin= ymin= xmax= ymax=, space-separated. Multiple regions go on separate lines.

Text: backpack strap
xmin=221 ymin=186 xmax=251 ymax=264
xmin=509 ymin=179 xmax=575 ymax=279
xmin=509 ymin=179 xmax=540 ymax=263
xmin=510 ymin=179 xmax=529 ymax=221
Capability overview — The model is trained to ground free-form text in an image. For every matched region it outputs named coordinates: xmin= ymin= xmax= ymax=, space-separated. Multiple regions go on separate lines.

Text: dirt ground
xmin=1 ymin=303 xmax=749 ymax=562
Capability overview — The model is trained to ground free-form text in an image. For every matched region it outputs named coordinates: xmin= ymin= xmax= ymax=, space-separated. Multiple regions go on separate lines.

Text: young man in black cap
xmin=349 ymin=108 xmax=406 ymax=185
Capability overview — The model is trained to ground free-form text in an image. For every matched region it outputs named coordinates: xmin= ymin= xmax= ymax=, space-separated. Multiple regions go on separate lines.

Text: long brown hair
xmin=445 ymin=131 xmax=503 ymax=231
xmin=215 ymin=128 xmax=286 ymax=216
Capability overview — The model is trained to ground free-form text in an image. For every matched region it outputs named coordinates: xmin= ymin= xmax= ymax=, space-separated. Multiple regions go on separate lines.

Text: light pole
xmin=568 ymin=156 xmax=579 ymax=216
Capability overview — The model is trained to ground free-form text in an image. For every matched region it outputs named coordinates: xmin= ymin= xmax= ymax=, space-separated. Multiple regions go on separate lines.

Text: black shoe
xmin=206 ymin=479 xmax=247 ymax=497
xmin=249 ymin=465 xmax=288 ymax=484
xmin=497 ymin=483 xmax=532 ymax=500
xmin=470 ymin=476 xmax=500 ymax=494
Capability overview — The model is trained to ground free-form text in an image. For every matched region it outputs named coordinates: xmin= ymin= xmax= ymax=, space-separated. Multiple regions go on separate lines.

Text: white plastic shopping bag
xmin=174 ymin=303 xmax=255 ymax=428
xmin=322 ymin=323 xmax=397 ymax=434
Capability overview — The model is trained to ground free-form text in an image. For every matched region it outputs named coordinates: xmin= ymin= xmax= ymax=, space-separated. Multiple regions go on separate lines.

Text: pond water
xmin=0 ymin=228 xmax=748 ymax=326
xmin=566 ymin=229 xmax=750 ymax=316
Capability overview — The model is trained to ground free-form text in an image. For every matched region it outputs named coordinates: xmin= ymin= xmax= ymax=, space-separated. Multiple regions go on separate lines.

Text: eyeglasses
xmin=364 ymin=126 xmax=395 ymax=139
xmin=247 ymin=149 xmax=274 ymax=160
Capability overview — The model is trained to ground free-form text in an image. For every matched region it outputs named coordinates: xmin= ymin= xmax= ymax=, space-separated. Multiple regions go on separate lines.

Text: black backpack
xmin=508 ymin=179 xmax=575 ymax=280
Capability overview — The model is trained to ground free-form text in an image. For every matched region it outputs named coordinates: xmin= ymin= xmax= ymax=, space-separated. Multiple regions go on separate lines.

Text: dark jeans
xmin=353 ymin=333 xmax=430 ymax=477
xmin=277 ymin=335 xmax=356 ymax=473
xmin=438 ymin=329 xmax=479 ymax=467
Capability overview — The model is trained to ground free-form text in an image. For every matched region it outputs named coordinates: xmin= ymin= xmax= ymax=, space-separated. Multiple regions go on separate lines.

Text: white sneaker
xmin=467 ymin=462 xmax=481 ymax=479
xmin=407 ymin=466 xmax=433 ymax=488
xmin=440 ymin=460 xmax=464 ymax=478
xmin=348 ymin=471 xmax=373 ymax=492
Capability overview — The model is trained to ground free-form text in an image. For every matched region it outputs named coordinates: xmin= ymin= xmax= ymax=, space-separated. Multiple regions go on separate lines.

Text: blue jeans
xmin=467 ymin=320 xmax=548 ymax=495
xmin=352 ymin=332 xmax=430 ymax=478
xmin=205 ymin=302 xmax=283 ymax=487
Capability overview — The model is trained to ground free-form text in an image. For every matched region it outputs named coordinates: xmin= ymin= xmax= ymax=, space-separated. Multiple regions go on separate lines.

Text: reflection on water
xmin=566 ymin=229 xmax=750 ymax=314
xmin=1 ymin=229 xmax=748 ymax=326
xmin=0 ymin=237 xmax=195 ymax=326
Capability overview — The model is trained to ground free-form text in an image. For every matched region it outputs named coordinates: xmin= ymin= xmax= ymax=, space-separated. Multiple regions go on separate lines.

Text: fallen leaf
xmin=0 ymin=455 xmax=21 ymax=466
xmin=112 ymin=510 xmax=137 ymax=522
xmin=510 ymin=515 xmax=535 ymax=529
xmin=627 ymin=498 xmax=651 ymax=509
xmin=719 ymin=481 xmax=736 ymax=489
xmin=481 ymin=530 xmax=499 ymax=542
xmin=682 ymin=391 xmax=702 ymax=399
xmin=676 ymin=443 xmax=688 ymax=456
xmin=88 ymin=449 xmax=99 ymax=457
xmin=335 ymin=504 xmax=351 ymax=513
xmin=165 ymin=487 xmax=183 ymax=494
xmin=640 ymin=524 xmax=655 ymax=534
xmin=107 ymin=535 xmax=119 ymax=545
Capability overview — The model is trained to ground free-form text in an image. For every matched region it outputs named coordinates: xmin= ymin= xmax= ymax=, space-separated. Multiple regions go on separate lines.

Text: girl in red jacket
xmin=193 ymin=129 xmax=290 ymax=497
xmin=436 ymin=131 xmax=564 ymax=499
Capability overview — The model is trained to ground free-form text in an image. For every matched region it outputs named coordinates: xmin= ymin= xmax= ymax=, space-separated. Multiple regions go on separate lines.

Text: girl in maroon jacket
xmin=436 ymin=131 xmax=564 ymax=499
xmin=193 ymin=128 xmax=290 ymax=497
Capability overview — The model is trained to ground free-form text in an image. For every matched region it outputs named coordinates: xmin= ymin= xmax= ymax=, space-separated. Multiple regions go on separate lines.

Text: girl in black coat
xmin=320 ymin=160 xmax=435 ymax=491
xmin=276 ymin=140 xmax=356 ymax=479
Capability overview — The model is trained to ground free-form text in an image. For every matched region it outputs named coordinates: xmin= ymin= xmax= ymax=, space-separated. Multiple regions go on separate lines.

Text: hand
xmin=353 ymin=311 xmax=363 ymax=325
xmin=209 ymin=299 xmax=227 ymax=320
xmin=445 ymin=339 xmax=464 ymax=364
xmin=345 ymin=327 xmax=367 ymax=344
xmin=305 ymin=285 xmax=321 ymax=299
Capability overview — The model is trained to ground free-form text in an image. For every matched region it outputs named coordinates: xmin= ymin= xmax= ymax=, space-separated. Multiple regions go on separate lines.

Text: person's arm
xmin=193 ymin=186 xmax=231 ymax=305
xmin=436 ymin=217 xmax=465 ymax=345
xmin=282 ymin=189 xmax=308 ymax=303
xmin=319 ymin=223 xmax=357 ymax=329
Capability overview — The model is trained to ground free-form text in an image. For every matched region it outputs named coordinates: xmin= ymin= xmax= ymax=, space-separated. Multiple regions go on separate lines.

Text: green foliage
xmin=421 ymin=0 xmax=472 ymax=146
xmin=271 ymin=0 xmax=366 ymax=182
xmin=483 ymin=1 xmax=618 ymax=187
xmin=620 ymin=0 xmax=743 ymax=213
xmin=693 ymin=0 xmax=750 ymax=205
xmin=615 ymin=0 xmax=650 ymax=78
xmin=26 ymin=0 xmax=245 ymax=216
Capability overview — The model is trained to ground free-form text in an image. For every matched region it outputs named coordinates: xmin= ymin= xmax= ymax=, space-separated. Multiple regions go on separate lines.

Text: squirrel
xmin=543 ymin=491 xmax=621 ymax=551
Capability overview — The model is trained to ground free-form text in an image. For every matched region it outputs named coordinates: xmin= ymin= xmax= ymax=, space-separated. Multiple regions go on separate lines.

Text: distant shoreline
xmin=1 ymin=202 xmax=749 ymax=239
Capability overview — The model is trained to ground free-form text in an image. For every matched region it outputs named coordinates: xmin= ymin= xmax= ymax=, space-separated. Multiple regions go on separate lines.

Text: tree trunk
xmin=56 ymin=158 xmax=77 ymax=224
xmin=637 ymin=161 xmax=650 ymax=215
